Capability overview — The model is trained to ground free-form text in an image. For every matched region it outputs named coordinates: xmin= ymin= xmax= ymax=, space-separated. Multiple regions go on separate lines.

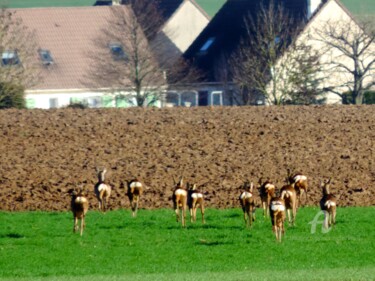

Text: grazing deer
xmin=70 ymin=188 xmax=89 ymax=236
xmin=94 ymin=168 xmax=111 ymax=213
xmin=187 ymin=183 xmax=205 ymax=224
xmin=259 ymin=178 xmax=276 ymax=217
xmin=269 ymin=196 xmax=286 ymax=242
xmin=280 ymin=182 xmax=298 ymax=226
xmin=239 ymin=181 xmax=256 ymax=227
xmin=320 ymin=178 xmax=337 ymax=229
xmin=287 ymin=169 xmax=308 ymax=206
xmin=126 ymin=179 xmax=143 ymax=217
xmin=172 ymin=176 xmax=187 ymax=227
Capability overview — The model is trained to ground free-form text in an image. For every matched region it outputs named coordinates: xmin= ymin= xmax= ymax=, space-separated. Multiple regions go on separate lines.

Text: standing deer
xmin=280 ymin=182 xmax=298 ymax=226
xmin=320 ymin=178 xmax=337 ymax=229
xmin=287 ymin=169 xmax=308 ymax=206
xmin=239 ymin=181 xmax=256 ymax=228
xmin=269 ymin=196 xmax=286 ymax=242
xmin=187 ymin=183 xmax=205 ymax=224
xmin=172 ymin=176 xmax=187 ymax=227
xmin=259 ymin=178 xmax=276 ymax=217
xmin=126 ymin=179 xmax=143 ymax=217
xmin=70 ymin=188 xmax=89 ymax=236
xmin=94 ymin=168 xmax=111 ymax=213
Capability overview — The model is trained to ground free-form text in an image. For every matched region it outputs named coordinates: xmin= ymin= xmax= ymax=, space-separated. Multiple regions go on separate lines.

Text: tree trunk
xmin=355 ymin=91 xmax=364 ymax=105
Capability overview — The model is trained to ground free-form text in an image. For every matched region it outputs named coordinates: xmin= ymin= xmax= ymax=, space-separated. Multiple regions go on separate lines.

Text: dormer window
xmin=109 ymin=43 xmax=128 ymax=61
xmin=39 ymin=49 xmax=54 ymax=65
xmin=2 ymin=50 xmax=20 ymax=66
xmin=198 ymin=37 xmax=215 ymax=54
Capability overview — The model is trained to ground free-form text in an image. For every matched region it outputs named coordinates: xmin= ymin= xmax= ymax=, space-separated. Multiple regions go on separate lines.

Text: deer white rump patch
xmin=265 ymin=183 xmax=275 ymax=190
xmin=294 ymin=175 xmax=307 ymax=182
xmin=191 ymin=193 xmax=203 ymax=199
xmin=75 ymin=197 xmax=87 ymax=203
xmin=240 ymin=192 xmax=252 ymax=199
xmin=325 ymin=200 xmax=336 ymax=208
xmin=175 ymin=189 xmax=187 ymax=196
xmin=98 ymin=184 xmax=110 ymax=192
xmin=282 ymin=190 xmax=294 ymax=198
xmin=130 ymin=181 xmax=142 ymax=188
xmin=271 ymin=202 xmax=285 ymax=212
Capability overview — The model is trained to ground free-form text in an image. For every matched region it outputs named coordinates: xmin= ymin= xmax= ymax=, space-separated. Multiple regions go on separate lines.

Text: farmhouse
xmin=184 ymin=0 xmax=375 ymax=105
xmin=1 ymin=0 xmax=374 ymax=108
xmin=3 ymin=0 xmax=223 ymax=109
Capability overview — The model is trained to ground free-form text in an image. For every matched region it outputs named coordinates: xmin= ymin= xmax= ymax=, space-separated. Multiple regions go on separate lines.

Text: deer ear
xmin=250 ymin=182 xmax=254 ymax=192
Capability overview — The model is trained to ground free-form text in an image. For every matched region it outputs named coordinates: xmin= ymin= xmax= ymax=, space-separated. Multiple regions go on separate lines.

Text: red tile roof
xmin=13 ymin=6 xmax=132 ymax=90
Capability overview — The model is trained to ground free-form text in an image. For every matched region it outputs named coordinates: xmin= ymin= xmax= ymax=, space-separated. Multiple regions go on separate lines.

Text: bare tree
xmin=312 ymin=18 xmax=375 ymax=104
xmin=86 ymin=3 xmax=166 ymax=107
xmin=0 ymin=8 xmax=41 ymax=93
xmin=229 ymin=1 xmax=324 ymax=105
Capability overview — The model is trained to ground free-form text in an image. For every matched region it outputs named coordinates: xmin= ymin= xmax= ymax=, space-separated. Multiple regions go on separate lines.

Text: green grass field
xmin=0 ymin=207 xmax=374 ymax=281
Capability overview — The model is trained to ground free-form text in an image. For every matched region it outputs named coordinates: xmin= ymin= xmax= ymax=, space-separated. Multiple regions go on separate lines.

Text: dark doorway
xmin=199 ymin=91 xmax=209 ymax=106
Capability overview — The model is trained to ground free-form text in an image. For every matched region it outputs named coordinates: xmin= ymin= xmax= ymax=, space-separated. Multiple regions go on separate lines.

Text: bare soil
xmin=0 ymin=105 xmax=374 ymax=211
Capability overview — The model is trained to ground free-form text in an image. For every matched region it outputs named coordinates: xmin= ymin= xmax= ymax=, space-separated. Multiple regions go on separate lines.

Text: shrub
xmin=65 ymin=102 xmax=88 ymax=109
xmin=0 ymin=82 xmax=25 ymax=109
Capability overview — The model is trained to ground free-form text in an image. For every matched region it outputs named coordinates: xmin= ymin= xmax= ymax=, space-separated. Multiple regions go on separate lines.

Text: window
xmin=211 ymin=91 xmax=223 ymax=106
xmin=166 ymin=92 xmax=180 ymax=107
xmin=87 ymin=96 xmax=102 ymax=108
xmin=49 ymin=98 xmax=58 ymax=108
xmin=2 ymin=50 xmax=20 ymax=66
xmin=181 ymin=91 xmax=198 ymax=107
xmin=39 ymin=49 xmax=54 ymax=65
xmin=198 ymin=37 xmax=215 ymax=54
xmin=109 ymin=43 xmax=128 ymax=61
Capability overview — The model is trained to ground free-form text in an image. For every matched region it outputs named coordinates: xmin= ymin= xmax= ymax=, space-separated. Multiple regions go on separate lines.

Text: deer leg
xmin=201 ymin=205 xmax=205 ymax=224
xmin=262 ymin=201 xmax=266 ymax=217
xmin=287 ymin=209 xmax=291 ymax=224
xmin=134 ymin=201 xmax=138 ymax=217
xmin=323 ymin=211 xmax=329 ymax=229
xmin=248 ymin=209 xmax=252 ymax=227
xmin=131 ymin=201 xmax=136 ymax=217
xmin=182 ymin=207 xmax=186 ymax=227
xmin=193 ymin=206 xmax=197 ymax=222
xmin=332 ymin=209 xmax=336 ymax=226
xmin=80 ymin=217 xmax=84 ymax=236
xmin=73 ymin=217 xmax=78 ymax=233
xmin=175 ymin=208 xmax=180 ymax=222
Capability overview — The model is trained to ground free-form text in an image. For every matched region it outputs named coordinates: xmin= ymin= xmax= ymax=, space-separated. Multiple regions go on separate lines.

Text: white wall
xmin=162 ymin=1 xmax=209 ymax=53
xmin=25 ymin=90 xmax=162 ymax=109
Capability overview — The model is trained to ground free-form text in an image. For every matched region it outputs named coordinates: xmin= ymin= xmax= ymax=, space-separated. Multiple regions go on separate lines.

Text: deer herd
xmin=69 ymin=168 xmax=337 ymax=242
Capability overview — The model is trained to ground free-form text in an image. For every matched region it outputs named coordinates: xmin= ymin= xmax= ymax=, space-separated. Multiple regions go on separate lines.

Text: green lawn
xmin=195 ymin=0 xmax=226 ymax=18
xmin=0 ymin=207 xmax=374 ymax=280
xmin=0 ymin=0 xmax=95 ymax=8
xmin=1 ymin=0 xmax=227 ymax=18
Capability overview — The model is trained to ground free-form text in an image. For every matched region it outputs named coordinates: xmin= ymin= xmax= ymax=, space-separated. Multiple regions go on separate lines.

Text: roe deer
xmin=126 ymin=179 xmax=143 ymax=217
xmin=172 ymin=176 xmax=187 ymax=227
xmin=269 ymin=196 xmax=286 ymax=242
xmin=187 ymin=183 xmax=205 ymax=224
xmin=280 ymin=182 xmax=298 ymax=226
xmin=94 ymin=168 xmax=111 ymax=212
xmin=259 ymin=178 xmax=276 ymax=217
xmin=320 ymin=178 xmax=337 ymax=229
xmin=239 ymin=181 xmax=256 ymax=227
xmin=70 ymin=188 xmax=89 ymax=236
xmin=287 ymin=169 xmax=308 ymax=206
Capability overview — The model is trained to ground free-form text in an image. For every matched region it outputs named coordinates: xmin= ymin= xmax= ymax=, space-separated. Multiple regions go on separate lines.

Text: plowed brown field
xmin=0 ymin=105 xmax=374 ymax=211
